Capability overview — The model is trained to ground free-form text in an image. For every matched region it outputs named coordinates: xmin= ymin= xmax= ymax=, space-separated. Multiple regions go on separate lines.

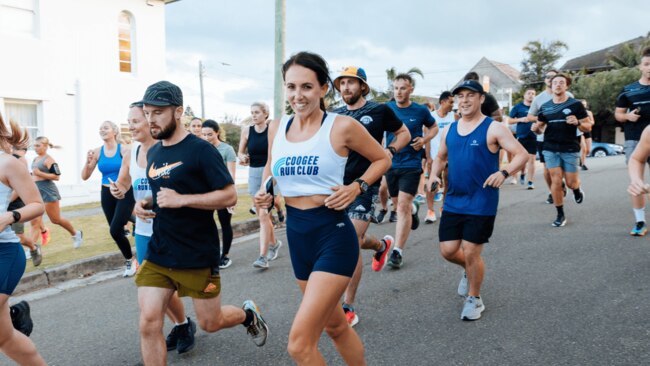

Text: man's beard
xmin=343 ymin=92 xmax=361 ymax=106
xmin=151 ymin=120 xmax=177 ymax=140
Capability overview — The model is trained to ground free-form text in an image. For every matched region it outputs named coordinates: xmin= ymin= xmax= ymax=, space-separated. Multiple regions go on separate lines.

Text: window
xmin=118 ymin=11 xmax=135 ymax=73
xmin=0 ymin=0 xmax=37 ymax=37
xmin=4 ymin=100 xmax=39 ymax=144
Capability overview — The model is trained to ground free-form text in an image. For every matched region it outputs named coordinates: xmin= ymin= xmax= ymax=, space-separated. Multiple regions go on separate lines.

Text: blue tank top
xmin=97 ymin=144 xmax=122 ymax=185
xmin=444 ymin=118 xmax=499 ymax=216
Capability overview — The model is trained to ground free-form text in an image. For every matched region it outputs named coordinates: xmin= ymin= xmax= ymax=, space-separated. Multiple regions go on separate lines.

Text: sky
xmin=164 ymin=0 xmax=649 ymax=120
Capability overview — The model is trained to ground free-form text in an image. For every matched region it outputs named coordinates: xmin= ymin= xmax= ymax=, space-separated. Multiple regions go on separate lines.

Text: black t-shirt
xmin=537 ymin=97 xmax=588 ymax=153
xmin=146 ymin=134 xmax=234 ymax=269
xmin=615 ymin=81 xmax=650 ymax=141
xmin=482 ymin=93 xmax=500 ymax=117
xmin=334 ymin=101 xmax=403 ymax=186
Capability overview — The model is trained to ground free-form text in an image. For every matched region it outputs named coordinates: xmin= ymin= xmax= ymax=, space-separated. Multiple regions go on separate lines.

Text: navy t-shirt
xmin=334 ymin=101 xmax=403 ymax=185
xmin=386 ymin=101 xmax=436 ymax=169
xmin=509 ymin=102 xmax=534 ymax=139
xmin=146 ymin=134 xmax=234 ymax=269
xmin=537 ymin=97 xmax=588 ymax=153
xmin=615 ymin=81 xmax=650 ymax=141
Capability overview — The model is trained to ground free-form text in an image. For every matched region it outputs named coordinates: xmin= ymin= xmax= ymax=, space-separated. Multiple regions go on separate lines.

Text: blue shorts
xmin=286 ymin=205 xmax=359 ymax=281
xmin=0 ymin=242 xmax=26 ymax=295
xmin=346 ymin=185 xmax=379 ymax=222
xmin=542 ymin=151 xmax=580 ymax=173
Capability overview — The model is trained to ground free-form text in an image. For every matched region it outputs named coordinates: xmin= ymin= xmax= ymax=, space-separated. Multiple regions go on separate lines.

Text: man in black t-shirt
xmin=133 ymin=81 xmax=268 ymax=364
xmin=615 ymin=47 xmax=650 ymax=236
xmin=332 ymin=66 xmax=410 ymax=327
xmin=532 ymin=74 xmax=592 ymax=227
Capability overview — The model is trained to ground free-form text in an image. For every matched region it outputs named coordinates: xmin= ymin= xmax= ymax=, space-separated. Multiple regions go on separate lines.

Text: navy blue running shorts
xmin=286 ymin=205 xmax=359 ymax=281
xmin=0 ymin=242 xmax=26 ymax=295
xmin=438 ymin=212 xmax=496 ymax=245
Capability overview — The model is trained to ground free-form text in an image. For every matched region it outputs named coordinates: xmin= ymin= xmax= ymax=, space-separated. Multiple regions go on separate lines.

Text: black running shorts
xmin=438 ymin=211 xmax=496 ymax=245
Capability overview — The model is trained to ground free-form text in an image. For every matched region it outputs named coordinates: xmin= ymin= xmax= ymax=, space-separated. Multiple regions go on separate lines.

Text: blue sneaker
xmin=434 ymin=192 xmax=443 ymax=202
xmin=414 ymin=194 xmax=425 ymax=204
xmin=630 ymin=222 xmax=647 ymax=236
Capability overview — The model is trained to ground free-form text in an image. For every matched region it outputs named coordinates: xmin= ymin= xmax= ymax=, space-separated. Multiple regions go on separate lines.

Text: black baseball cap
xmin=439 ymin=91 xmax=453 ymax=101
xmin=452 ymin=80 xmax=485 ymax=96
xmin=138 ymin=81 xmax=183 ymax=107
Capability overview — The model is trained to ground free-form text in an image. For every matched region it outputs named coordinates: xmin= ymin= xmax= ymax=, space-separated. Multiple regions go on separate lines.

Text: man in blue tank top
xmin=428 ymin=80 xmax=528 ymax=321
xmin=384 ymin=74 xmax=438 ymax=269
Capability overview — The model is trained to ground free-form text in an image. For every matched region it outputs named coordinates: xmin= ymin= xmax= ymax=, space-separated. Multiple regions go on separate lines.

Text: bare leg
xmin=44 ymin=201 xmax=76 ymax=236
xmin=394 ymin=191 xmax=415 ymax=250
xmin=257 ymin=208 xmax=276 ymax=257
xmin=0 ymin=295 xmax=46 ymax=366
xmin=165 ymin=292 xmax=186 ymax=324
xmin=138 ymin=287 xmax=174 ymax=366
xmin=192 ymin=295 xmax=246 ymax=332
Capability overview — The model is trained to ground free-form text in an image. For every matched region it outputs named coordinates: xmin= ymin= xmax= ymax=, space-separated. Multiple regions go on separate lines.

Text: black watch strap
xmin=354 ymin=178 xmax=368 ymax=193
xmin=500 ymin=169 xmax=510 ymax=178
xmin=387 ymin=146 xmax=397 ymax=155
xmin=11 ymin=210 xmax=21 ymax=223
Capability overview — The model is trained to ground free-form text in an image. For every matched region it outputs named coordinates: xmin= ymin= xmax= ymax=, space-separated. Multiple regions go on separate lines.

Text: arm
xmin=628 ymin=127 xmax=650 ymax=196
xmin=253 ymin=119 xmax=280 ymax=210
xmin=483 ymin=123 xmax=528 ymax=188
xmin=387 ymin=124 xmax=411 ymax=156
xmin=0 ymin=159 xmax=44 ymax=231
xmin=157 ymin=185 xmax=237 ymax=211
xmin=81 ymin=148 xmax=99 ymax=180
xmin=237 ymin=125 xmax=250 ymax=165
xmin=421 ymin=123 xmax=438 ymax=145
xmin=427 ymin=128 xmax=449 ymax=191
xmin=33 ymin=157 xmax=60 ymax=181
xmin=227 ymin=161 xmax=236 ymax=180
xmin=110 ymin=148 xmax=132 ymax=199
xmin=615 ymin=107 xmax=641 ymax=123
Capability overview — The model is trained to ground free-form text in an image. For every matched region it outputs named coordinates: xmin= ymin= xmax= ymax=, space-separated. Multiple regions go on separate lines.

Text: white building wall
xmin=0 ymin=0 xmax=168 ymax=205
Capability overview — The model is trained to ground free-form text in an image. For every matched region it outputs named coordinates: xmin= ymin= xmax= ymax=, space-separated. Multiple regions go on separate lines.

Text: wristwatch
xmin=387 ymin=146 xmax=397 ymax=155
xmin=500 ymin=170 xmax=510 ymax=178
xmin=354 ymin=178 xmax=369 ymax=194
xmin=11 ymin=210 xmax=21 ymax=223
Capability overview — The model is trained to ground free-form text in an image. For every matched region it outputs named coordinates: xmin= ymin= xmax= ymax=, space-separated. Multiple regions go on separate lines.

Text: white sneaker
xmin=509 ymin=177 xmax=518 ymax=185
xmin=123 ymin=258 xmax=138 ymax=277
xmin=425 ymin=210 xmax=437 ymax=224
xmin=461 ymin=296 xmax=485 ymax=321
xmin=266 ymin=240 xmax=283 ymax=261
xmin=457 ymin=271 xmax=468 ymax=297
xmin=72 ymin=230 xmax=83 ymax=249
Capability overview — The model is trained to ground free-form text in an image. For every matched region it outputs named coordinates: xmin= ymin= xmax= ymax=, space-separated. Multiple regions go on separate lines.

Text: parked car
xmin=590 ymin=142 xmax=623 ymax=157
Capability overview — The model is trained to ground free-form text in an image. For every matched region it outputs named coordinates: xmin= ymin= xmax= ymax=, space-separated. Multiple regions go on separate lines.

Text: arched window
xmin=118 ymin=11 xmax=134 ymax=73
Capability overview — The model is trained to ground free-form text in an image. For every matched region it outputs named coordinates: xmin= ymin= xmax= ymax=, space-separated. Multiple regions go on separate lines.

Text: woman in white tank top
xmin=0 ymin=116 xmax=47 ymax=365
xmin=255 ymin=52 xmax=390 ymax=365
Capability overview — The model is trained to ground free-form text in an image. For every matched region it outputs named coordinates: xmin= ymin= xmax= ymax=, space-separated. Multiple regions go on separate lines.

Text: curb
xmin=14 ymin=218 xmax=262 ymax=295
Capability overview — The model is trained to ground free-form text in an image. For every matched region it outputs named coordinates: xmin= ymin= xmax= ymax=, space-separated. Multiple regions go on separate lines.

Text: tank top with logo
xmin=129 ymin=143 xmax=153 ymax=237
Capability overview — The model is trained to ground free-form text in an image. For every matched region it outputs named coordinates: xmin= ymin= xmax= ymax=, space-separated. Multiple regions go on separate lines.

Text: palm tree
xmin=608 ymin=32 xmax=650 ymax=69
xmin=377 ymin=67 xmax=424 ymax=101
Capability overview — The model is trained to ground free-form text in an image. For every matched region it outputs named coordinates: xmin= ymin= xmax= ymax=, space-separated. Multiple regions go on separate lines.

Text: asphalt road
xmin=3 ymin=155 xmax=649 ymax=366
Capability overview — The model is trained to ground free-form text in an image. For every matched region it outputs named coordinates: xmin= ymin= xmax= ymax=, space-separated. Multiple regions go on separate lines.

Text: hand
xmin=410 ymin=137 xmax=425 ymax=151
xmin=0 ymin=212 xmax=13 ymax=233
xmin=109 ymin=180 xmax=126 ymax=199
xmin=156 ymin=187 xmax=184 ymax=209
xmin=427 ymin=175 xmax=442 ymax=192
xmin=134 ymin=200 xmax=156 ymax=222
xmin=483 ymin=171 xmax=507 ymax=188
xmin=628 ymin=179 xmax=650 ymax=196
xmin=238 ymin=153 xmax=250 ymax=166
xmin=254 ymin=190 xmax=273 ymax=211
xmin=324 ymin=184 xmax=359 ymax=211
xmin=86 ymin=150 xmax=97 ymax=165
xmin=566 ymin=115 xmax=579 ymax=125
xmin=628 ymin=110 xmax=641 ymax=122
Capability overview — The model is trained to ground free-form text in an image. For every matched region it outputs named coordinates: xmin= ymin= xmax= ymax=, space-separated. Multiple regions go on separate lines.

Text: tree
xmin=520 ymin=40 xmax=568 ymax=90
xmin=608 ymin=32 xmax=650 ymax=69
xmin=372 ymin=67 xmax=424 ymax=102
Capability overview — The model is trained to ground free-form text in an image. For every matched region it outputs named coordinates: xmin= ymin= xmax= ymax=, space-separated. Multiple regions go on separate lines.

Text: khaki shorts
xmin=135 ymin=260 xmax=221 ymax=299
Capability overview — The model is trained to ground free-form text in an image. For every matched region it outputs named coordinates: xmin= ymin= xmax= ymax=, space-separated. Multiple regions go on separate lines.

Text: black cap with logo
xmin=138 ymin=81 xmax=183 ymax=107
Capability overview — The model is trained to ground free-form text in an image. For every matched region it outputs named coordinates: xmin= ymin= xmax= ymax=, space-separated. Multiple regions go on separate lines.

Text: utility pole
xmin=199 ymin=60 xmax=205 ymax=118
xmin=274 ymin=0 xmax=285 ymax=119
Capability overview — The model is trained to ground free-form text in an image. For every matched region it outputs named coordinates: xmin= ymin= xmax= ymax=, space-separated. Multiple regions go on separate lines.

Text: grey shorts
xmin=11 ymin=223 xmax=24 ymax=235
xmin=346 ymin=185 xmax=379 ymax=222
xmin=248 ymin=166 xmax=278 ymax=197
xmin=624 ymin=140 xmax=650 ymax=165
xmin=542 ymin=151 xmax=580 ymax=173
xmin=36 ymin=180 xmax=61 ymax=202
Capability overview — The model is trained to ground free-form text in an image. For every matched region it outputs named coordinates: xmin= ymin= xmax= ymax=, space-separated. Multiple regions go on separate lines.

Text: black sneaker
xmin=581 ymin=164 xmax=588 ymax=171
xmin=176 ymin=317 xmax=197 ymax=354
xmin=376 ymin=209 xmax=388 ymax=224
xmin=369 ymin=212 xmax=379 ymax=224
xmin=166 ymin=324 xmax=180 ymax=351
xmin=249 ymin=206 xmax=257 ymax=215
xmin=545 ymin=194 xmax=554 ymax=204
xmin=220 ymin=255 xmax=232 ymax=269
xmin=10 ymin=301 xmax=33 ymax=337
xmin=411 ymin=202 xmax=420 ymax=230
xmin=573 ymin=188 xmax=584 ymax=204
xmin=552 ymin=214 xmax=567 ymax=227
xmin=243 ymin=300 xmax=269 ymax=347
xmin=387 ymin=250 xmax=403 ymax=269
xmin=277 ymin=209 xmax=285 ymax=223
xmin=389 ymin=211 xmax=398 ymax=223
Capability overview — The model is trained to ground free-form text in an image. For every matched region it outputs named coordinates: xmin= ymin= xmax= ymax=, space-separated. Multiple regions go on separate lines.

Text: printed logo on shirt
xmin=471 ymin=139 xmax=479 ymax=147
xmin=562 ymin=108 xmax=572 ymax=115
xmin=272 ymin=155 xmax=320 ymax=177
xmin=336 ymin=222 xmax=345 ymax=228
xmin=360 ymin=115 xmax=373 ymax=125
xmin=409 ymin=118 xmax=417 ymax=122
xmin=134 ymin=177 xmax=150 ymax=192
xmin=148 ymin=161 xmax=183 ymax=180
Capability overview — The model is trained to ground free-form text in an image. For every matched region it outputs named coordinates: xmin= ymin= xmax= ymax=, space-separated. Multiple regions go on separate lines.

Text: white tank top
xmin=129 ymin=143 xmax=153 ymax=237
xmin=271 ymin=113 xmax=347 ymax=197
xmin=430 ymin=110 xmax=456 ymax=158
xmin=0 ymin=152 xmax=19 ymax=242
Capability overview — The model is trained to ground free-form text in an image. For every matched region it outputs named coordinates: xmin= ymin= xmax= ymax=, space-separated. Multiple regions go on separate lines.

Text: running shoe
xmin=242 ymin=300 xmax=269 ymax=347
xmin=387 ymin=250 xmax=403 ymax=269
xmin=573 ymin=188 xmax=584 ymax=204
xmin=30 ymin=244 xmax=42 ymax=267
xmin=509 ymin=177 xmax=518 ymax=185
xmin=425 ymin=209 xmax=437 ymax=224
xmin=72 ymin=230 xmax=83 ymax=249
xmin=376 ymin=209 xmax=388 ymax=224
xmin=253 ymin=256 xmax=269 ymax=269
xmin=266 ymin=240 xmax=283 ymax=261
xmin=342 ymin=303 xmax=359 ymax=327
xmin=176 ymin=317 xmax=197 ymax=354
xmin=457 ymin=271 xmax=468 ymax=298
xmin=414 ymin=194 xmax=426 ymax=204
xmin=545 ymin=194 xmax=554 ymax=205
xmin=10 ymin=301 xmax=33 ymax=337
xmin=581 ymin=164 xmax=588 ymax=171
xmin=527 ymin=181 xmax=535 ymax=190
xmin=461 ymin=296 xmax=485 ymax=321
xmin=630 ymin=222 xmax=648 ymax=236
xmin=434 ymin=191 xmax=443 ymax=202
xmin=520 ymin=174 xmax=526 ymax=185
xmin=369 ymin=212 xmax=379 ymax=224
xmin=389 ymin=211 xmax=398 ymax=223
xmin=411 ymin=201 xmax=420 ymax=230
xmin=552 ymin=214 xmax=567 ymax=227
xmin=124 ymin=229 xmax=131 ymax=237
xmin=277 ymin=209 xmax=285 ymax=223
xmin=123 ymin=258 xmax=138 ymax=277
xmin=372 ymin=235 xmax=394 ymax=272
xmin=41 ymin=228 xmax=50 ymax=246
xmin=249 ymin=206 xmax=257 ymax=215
xmin=219 ymin=255 xmax=233 ymax=269
xmin=166 ymin=324 xmax=180 ymax=351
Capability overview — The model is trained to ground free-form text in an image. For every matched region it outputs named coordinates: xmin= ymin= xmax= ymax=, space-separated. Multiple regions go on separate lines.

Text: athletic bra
xmin=271 ymin=113 xmax=347 ymax=197
xmin=32 ymin=156 xmax=50 ymax=174
xmin=0 ymin=152 xmax=20 ymax=242
xmin=129 ymin=143 xmax=153 ymax=237
xmin=248 ymin=125 xmax=269 ymax=168
xmin=98 ymin=144 xmax=122 ymax=185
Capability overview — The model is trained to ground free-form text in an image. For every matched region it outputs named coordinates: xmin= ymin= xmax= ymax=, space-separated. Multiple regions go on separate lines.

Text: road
xmin=3 ymin=155 xmax=649 ymax=366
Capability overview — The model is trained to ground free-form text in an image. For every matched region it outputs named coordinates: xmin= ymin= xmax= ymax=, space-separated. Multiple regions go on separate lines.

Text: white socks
xmin=633 ymin=207 xmax=645 ymax=223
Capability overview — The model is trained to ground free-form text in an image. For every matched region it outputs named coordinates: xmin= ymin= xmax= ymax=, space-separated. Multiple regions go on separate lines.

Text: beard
xmin=151 ymin=119 xmax=177 ymax=140
xmin=342 ymin=92 xmax=362 ymax=106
